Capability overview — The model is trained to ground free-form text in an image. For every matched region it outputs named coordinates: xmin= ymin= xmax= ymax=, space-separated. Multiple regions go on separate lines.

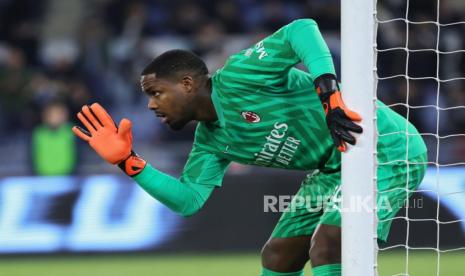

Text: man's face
xmin=140 ymin=73 xmax=195 ymax=130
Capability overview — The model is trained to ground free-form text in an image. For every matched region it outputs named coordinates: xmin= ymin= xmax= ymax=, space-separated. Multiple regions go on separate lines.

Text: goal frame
xmin=341 ymin=0 xmax=378 ymax=275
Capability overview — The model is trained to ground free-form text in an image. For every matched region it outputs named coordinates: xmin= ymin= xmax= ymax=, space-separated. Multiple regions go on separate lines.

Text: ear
xmin=181 ymin=76 xmax=194 ymax=93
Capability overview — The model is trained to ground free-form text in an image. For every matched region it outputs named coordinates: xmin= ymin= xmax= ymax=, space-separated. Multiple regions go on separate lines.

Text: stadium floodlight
xmin=341 ymin=0 xmax=378 ymax=275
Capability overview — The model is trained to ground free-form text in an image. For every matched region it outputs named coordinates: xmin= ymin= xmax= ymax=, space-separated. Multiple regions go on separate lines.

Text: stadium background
xmin=0 ymin=0 xmax=464 ymax=275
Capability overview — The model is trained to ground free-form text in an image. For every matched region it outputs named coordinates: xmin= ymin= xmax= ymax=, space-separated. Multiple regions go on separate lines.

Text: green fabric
xmin=311 ymin=264 xmax=341 ymax=276
xmin=261 ymin=267 xmax=304 ymax=276
xmin=184 ymin=18 xmax=427 ymax=187
xmin=271 ymin=154 xmax=427 ymax=241
xmin=32 ymin=123 xmax=76 ymax=175
xmin=270 ymin=169 xmax=339 ymax=239
xmin=190 ymin=19 xmax=337 ymax=173
xmin=132 ymin=19 xmax=428 ymax=235
xmin=320 ymin=153 xmax=428 ymax=241
xmin=376 ymin=101 xmax=428 ymax=161
xmin=214 ymin=19 xmax=334 ymax=94
xmin=286 ymin=19 xmax=336 ymax=79
xmin=197 ymin=67 xmax=334 ymax=172
xmin=181 ymin=145 xmax=231 ymax=188
xmin=133 ymin=164 xmax=216 ymax=217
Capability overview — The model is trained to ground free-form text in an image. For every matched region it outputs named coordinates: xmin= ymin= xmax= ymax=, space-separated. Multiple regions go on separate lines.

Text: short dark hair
xmin=141 ymin=49 xmax=209 ymax=81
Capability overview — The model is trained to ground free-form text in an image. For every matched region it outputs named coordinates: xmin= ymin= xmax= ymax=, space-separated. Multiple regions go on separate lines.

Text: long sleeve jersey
xmin=132 ymin=19 xmax=427 ymax=216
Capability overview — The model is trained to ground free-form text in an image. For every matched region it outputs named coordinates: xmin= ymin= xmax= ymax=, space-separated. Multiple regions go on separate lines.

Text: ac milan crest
xmin=241 ymin=111 xmax=261 ymax=123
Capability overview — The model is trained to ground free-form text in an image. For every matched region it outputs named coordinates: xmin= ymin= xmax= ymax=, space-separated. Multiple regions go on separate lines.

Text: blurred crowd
xmin=377 ymin=0 xmax=465 ymax=136
xmin=0 ymin=0 xmax=464 ymax=175
xmin=0 ymin=0 xmax=340 ymax=140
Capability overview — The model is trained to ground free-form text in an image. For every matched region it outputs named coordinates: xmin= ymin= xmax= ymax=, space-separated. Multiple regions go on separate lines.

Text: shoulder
xmin=284 ymin=18 xmax=318 ymax=32
xmin=288 ymin=18 xmax=317 ymax=26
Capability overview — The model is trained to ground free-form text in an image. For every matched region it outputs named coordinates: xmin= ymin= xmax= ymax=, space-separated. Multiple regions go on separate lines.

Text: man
xmin=72 ymin=19 xmax=427 ymax=276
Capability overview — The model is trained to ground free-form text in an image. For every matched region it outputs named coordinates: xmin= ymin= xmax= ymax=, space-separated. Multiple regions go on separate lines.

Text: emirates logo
xmin=241 ymin=111 xmax=260 ymax=123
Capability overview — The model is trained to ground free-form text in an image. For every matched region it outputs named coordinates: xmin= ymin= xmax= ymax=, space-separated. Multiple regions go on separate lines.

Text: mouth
xmin=155 ymin=112 xmax=169 ymax=124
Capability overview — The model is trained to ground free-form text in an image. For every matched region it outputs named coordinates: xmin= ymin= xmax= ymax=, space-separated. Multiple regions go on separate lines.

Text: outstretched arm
xmin=72 ymin=103 xmax=228 ymax=217
xmin=133 ymin=164 xmax=216 ymax=217
xmin=134 ymin=144 xmax=230 ymax=217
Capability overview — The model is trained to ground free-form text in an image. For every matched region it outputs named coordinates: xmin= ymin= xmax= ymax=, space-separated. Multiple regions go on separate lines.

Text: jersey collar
xmin=210 ymin=85 xmax=226 ymax=128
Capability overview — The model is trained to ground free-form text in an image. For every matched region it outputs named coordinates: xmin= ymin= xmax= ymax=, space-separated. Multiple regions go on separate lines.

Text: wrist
xmin=314 ymin=74 xmax=339 ymax=100
xmin=118 ymin=151 xmax=147 ymax=177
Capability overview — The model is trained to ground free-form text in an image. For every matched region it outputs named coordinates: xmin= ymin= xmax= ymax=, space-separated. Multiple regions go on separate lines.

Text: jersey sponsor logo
xmin=253 ymin=122 xmax=301 ymax=168
xmin=241 ymin=111 xmax=261 ymax=123
xmin=254 ymin=41 xmax=268 ymax=60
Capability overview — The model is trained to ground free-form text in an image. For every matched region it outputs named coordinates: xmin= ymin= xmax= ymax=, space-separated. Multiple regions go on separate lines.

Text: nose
xmin=147 ymin=97 xmax=158 ymax=110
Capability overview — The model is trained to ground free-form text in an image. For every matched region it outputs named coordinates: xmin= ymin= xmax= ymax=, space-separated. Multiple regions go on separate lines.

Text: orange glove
xmin=72 ymin=103 xmax=146 ymax=176
xmin=315 ymin=74 xmax=363 ymax=152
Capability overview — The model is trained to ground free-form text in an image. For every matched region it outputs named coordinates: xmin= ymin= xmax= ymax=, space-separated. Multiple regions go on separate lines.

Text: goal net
xmin=341 ymin=0 xmax=465 ymax=275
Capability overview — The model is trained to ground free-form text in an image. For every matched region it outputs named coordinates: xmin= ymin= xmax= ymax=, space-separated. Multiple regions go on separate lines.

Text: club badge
xmin=241 ymin=111 xmax=261 ymax=123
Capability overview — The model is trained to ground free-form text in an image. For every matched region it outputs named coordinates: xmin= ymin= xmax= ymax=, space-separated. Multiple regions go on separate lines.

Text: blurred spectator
xmin=0 ymin=46 xmax=35 ymax=132
xmin=192 ymin=21 xmax=227 ymax=71
xmin=305 ymin=0 xmax=340 ymax=32
xmin=0 ymin=0 xmax=44 ymax=65
xmin=30 ymin=101 xmax=77 ymax=175
xmin=261 ymin=1 xmax=290 ymax=31
xmin=213 ymin=1 xmax=245 ymax=33
xmin=0 ymin=0 xmax=464 ymax=173
xmin=169 ymin=1 xmax=206 ymax=35
xmin=447 ymin=84 xmax=465 ymax=134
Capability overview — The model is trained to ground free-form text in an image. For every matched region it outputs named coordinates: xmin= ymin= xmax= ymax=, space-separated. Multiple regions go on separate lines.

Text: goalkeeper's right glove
xmin=72 ymin=103 xmax=146 ymax=176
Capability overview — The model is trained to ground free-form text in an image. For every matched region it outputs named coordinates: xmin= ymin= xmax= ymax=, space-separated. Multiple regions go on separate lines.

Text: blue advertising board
xmin=0 ymin=167 xmax=464 ymax=253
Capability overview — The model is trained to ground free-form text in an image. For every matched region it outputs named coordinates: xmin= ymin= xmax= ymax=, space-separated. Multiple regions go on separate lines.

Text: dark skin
xmin=140 ymin=72 xmax=342 ymax=272
xmin=261 ymin=225 xmax=341 ymax=272
xmin=261 ymin=236 xmax=312 ymax=272
xmin=140 ymin=72 xmax=217 ymax=130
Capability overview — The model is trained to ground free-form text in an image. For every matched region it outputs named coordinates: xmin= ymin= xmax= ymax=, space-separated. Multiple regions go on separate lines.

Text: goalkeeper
xmin=73 ymin=19 xmax=427 ymax=276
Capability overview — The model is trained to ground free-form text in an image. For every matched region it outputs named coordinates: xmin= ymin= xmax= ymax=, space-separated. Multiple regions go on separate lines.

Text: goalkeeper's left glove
xmin=314 ymin=74 xmax=363 ymax=152
xmin=72 ymin=103 xmax=146 ymax=176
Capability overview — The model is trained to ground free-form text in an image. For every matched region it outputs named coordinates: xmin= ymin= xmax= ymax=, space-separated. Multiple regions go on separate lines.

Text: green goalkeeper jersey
xmin=179 ymin=19 xmax=427 ymax=188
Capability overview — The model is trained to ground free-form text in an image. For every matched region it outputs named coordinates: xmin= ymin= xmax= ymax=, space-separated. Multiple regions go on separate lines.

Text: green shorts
xmin=271 ymin=153 xmax=427 ymax=242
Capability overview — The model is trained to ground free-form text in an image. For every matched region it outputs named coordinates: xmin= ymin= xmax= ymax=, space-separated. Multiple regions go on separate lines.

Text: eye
xmin=148 ymin=90 xmax=161 ymax=97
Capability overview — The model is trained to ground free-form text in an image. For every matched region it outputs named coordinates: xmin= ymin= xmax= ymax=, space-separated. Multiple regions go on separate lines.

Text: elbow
xmin=178 ymin=204 xmax=202 ymax=218
xmin=174 ymin=183 xmax=213 ymax=218
xmin=179 ymin=209 xmax=198 ymax=218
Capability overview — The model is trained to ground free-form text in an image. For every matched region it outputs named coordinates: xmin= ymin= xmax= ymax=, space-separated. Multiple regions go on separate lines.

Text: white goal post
xmin=341 ymin=0 xmax=378 ymax=276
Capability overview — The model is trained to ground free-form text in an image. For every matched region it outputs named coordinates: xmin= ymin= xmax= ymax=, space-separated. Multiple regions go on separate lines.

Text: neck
xmin=194 ymin=78 xmax=217 ymax=122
